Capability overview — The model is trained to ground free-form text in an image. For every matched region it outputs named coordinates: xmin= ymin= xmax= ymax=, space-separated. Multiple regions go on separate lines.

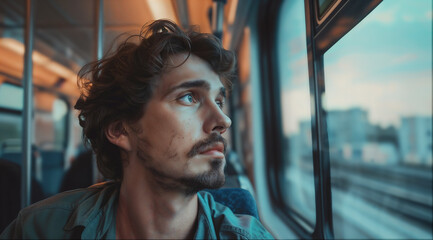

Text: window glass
xmin=0 ymin=83 xmax=23 ymax=111
xmin=34 ymin=93 xmax=68 ymax=151
xmin=277 ymin=0 xmax=316 ymax=228
xmin=323 ymin=0 xmax=432 ymax=239
xmin=0 ymin=83 xmax=23 ymax=156
xmin=317 ymin=0 xmax=335 ymax=16
xmin=0 ymin=83 xmax=69 ymax=197
xmin=0 ymin=112 xmax=22 ymax=146
xmin=34 ymin=96 xmax=68 ymax=196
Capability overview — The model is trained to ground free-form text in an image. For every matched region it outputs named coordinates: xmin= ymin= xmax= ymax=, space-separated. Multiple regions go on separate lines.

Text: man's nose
xmin=204 ymin=104 xmax=232 ymax=134
xmin=212 ymin=112 xmax=231 ymax=134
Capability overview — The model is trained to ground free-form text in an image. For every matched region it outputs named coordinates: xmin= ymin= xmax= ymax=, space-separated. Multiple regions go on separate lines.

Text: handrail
xmin=94 ymin=0 xmax=104 ymax=61
xmin=21 ymin=0 xmax=34 ymax=209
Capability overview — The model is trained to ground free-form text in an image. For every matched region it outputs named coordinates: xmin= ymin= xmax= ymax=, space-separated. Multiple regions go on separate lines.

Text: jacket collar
xmin=64 ymin=181 xmax=119 ymax=239
xmin=194 ymin=191 xmax=219 ymax=239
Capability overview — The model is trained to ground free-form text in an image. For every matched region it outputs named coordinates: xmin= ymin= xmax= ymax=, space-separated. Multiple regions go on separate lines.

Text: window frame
xmin=314 ymin=0 xmax=341 ymax=25
xmin=306 ymin=0 xmax=382 ymax=238
xmin=260 ymin=0 xmax=382 ymax=239
xmin=258 ymin=0 xmax=313 ymax=238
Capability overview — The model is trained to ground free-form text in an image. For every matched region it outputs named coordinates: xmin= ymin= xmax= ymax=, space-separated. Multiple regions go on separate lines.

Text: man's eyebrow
xmin=166 ymin=80 xmax=227 ymax=99
xmin=168 ymin=80 xmax=210 ymax=93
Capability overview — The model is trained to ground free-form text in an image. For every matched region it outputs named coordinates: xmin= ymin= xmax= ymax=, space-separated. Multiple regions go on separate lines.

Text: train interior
xmin=0 ymin=0 xmax=432 ymax=239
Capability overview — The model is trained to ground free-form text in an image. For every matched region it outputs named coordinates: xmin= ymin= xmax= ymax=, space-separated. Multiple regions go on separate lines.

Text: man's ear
xmin=105 ymin=121 xmax=132 ymax=151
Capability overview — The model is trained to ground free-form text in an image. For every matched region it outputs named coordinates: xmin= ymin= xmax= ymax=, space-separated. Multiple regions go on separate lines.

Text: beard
xmin=177 ymin=159 xmax=226 ymax=195
xmin=136 ymin=133 xmax=227 ymax=196
xmin=143 ymin=158 xmax=226 ymax=196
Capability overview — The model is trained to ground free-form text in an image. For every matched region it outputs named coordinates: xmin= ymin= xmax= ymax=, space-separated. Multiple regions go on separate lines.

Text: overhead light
xmin=0 ymin=38 xmax=76 ymax=85
xmin=228 ymin=0 xmax=238 ymax=25
xmin=146 ymin=0 xmax=178 ymax=22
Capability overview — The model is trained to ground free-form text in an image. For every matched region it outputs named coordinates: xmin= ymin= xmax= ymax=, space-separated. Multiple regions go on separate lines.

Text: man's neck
xmin=116 ymin=174 xmax=198 ymax=239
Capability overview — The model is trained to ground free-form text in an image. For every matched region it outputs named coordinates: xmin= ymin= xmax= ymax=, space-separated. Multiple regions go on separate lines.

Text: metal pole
xmin=175 ymin=0 xmax=190 ymax=29
xmin=94 ymin=0 xmax=104 ymax=61
xmin=21 ymin=0 xmax=34 ymax=209
xmin=212 ymin=0 xmax=225 ymax=39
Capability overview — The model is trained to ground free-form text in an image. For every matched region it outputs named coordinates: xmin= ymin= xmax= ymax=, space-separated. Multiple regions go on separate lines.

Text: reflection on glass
xmin=277 ymin=0 xmax=316 ymax=228
xmin=323 ymin=0 xmax=432 ymax=239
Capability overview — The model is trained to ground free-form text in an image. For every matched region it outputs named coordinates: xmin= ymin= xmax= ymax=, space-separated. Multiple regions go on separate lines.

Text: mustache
xmin=187 ymin=133 xmax=227 ymax=158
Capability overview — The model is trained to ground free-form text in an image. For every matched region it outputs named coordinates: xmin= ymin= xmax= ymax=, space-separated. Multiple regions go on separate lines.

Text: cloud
xmin=288 ymin=55 xmax=309 ymax=87
xmin=363 ymin=3 xmax=398 ymax=25
xmin=278 ymin=0 xmax=432 ymax=134
xmin=323 ymin=54 xmax=432 ymax=128
xmin=363 ymin=1 xmax=432 ymax=25
xmin=402 ymin=15 xmax=415 ymax=23
xmin=289 ymin=35 xmax=307 ymax=56
xmin=403 ymin=9 xmax=433 ymax=23
xmin=391 ymin=53 xmax=418 ymax=65
xmin=281 ymin=88 xmax=312 ymax=135
xmin=426 ymin=10 xmax=433 ymax=20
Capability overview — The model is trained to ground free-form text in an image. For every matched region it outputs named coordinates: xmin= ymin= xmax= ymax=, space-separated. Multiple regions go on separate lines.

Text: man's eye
xmin=216 ymin=100 xmax=225 ymax=109
xmin=178 ymin=93 xmax=196 ymax=104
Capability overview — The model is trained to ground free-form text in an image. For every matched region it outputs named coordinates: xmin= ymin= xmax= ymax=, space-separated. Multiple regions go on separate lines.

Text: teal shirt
xmin=0 ymin=182 xmax=273 ymax=239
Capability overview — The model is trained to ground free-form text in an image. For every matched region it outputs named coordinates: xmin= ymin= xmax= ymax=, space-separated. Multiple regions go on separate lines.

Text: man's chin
xmin=210 ymin=158 xmax=225 ymax=170
xmin=180 ymin=169 xmax=225 ymax=195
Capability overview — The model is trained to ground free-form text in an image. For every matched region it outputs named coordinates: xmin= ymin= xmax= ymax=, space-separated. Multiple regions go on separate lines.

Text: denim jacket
xmin=1 ymin=182 xmax=273 ymax=239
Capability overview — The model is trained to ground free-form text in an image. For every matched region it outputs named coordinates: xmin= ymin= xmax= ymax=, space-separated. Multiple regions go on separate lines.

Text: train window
xmin=0 ymin=79 xmax=68 ymax=196
xmin=0 ymin=83 xmax=22 ymax=145
xmin=0 ymin=83 xmax=23 ymax=111
xmin=315 ymin=0 xmax=341 ymax=25
xmin=0 ymin=112 xmax=22 ymax=146
xmin=0 ymin=114 xmax=21 ymax=157
xmin=316 ymin=0 xmax=335 ymax=17
xmin=34 ymin=93 xmax=69 ymax=196
xmin=323 ymin=0 xmax=432 ymax=238
xmin=0 ymin=81 xmax=69 ymax=196
xmin=0 ymin=83 xmax=68 ymax=150
xmin=276 ymin=0 xmax=316 ymax=228
xmin=0 ymin=83 xmax=23 ymax=150
xmin=34 ymin=93 xmax=68 ymax=151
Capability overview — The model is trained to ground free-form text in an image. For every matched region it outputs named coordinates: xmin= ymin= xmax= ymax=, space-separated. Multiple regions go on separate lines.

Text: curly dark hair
xmin=74 ymin=19 xmax=236 ymax=181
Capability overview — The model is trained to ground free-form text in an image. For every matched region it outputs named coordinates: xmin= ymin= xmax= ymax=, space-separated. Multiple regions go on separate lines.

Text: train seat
xmin=60 ymin=150 xmax=94 ymax=192
xmin=0 ymin=140 xmax=42 ymax=183
xmin=0 ymin=140 xmax=66 ymax=197
xmin=224 ymin=150 xmax=256 ymax=198
xmin=0 ymin=159 xmax=44 ymax=233
xmin=39 ymin=150 xmax=65 ymax=196
xmin=204 ymin=188 xmax=260 ymax=219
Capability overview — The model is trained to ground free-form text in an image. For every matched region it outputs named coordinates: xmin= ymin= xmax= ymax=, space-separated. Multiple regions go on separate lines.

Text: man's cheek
xmin=163 ymin=133 xmax=183 ymax=159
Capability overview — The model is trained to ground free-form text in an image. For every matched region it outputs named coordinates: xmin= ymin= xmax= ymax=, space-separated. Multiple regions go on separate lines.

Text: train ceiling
xmin=0 ymin=0 xmax=241 ymax=99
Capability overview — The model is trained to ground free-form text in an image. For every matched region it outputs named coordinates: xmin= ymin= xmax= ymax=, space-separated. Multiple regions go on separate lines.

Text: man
xmin=1 ymin=20 xmax=273 ymax=239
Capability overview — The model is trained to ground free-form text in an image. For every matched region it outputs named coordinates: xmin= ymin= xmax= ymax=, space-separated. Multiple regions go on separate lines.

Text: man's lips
xmin=199 ymin=142 xmax=225 ymax=157
xmin=187 ymin=133 xmax=227 ymax=158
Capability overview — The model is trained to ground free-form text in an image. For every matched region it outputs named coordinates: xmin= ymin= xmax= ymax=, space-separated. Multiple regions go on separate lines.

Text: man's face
xmin=128 ymin=53 xmax=231 ymax=194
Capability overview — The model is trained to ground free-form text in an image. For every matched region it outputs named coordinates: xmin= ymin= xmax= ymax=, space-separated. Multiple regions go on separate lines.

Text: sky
xmin=278 ymin=0 xmax=433 ymax=135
